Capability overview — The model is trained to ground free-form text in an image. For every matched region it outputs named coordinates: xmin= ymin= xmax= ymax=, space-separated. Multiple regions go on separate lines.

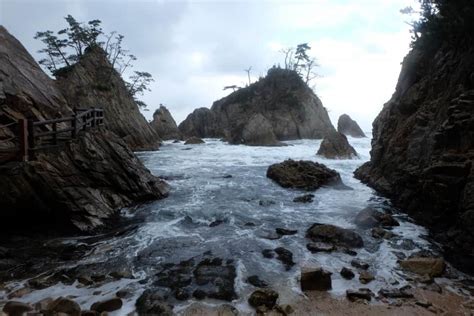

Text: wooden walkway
xmin=0 ymin=108 xmax=104 ymax=163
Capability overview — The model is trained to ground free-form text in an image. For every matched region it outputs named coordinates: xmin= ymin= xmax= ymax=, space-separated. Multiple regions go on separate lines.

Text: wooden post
xmin=72 ymin=113 xmax=77 ymax=138
xmin=91 ymin=109 xmax=96 ymax=128
xmin=18 ymin=119 xmax=28 ymax=161
xmin=27 ymin=120 xmax=35 ymax=159
xmin=52 ymin=122 xmax=58 ymax=145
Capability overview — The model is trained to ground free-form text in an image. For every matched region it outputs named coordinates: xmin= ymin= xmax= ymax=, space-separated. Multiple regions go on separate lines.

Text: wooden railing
xmin=0 ymin=107 xmax=104 ymax=163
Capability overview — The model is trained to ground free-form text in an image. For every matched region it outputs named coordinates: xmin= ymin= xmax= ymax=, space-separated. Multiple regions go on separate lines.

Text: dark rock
xmin=354 ymin=207 xmax=399 ymax=229
xmin=193 ymin=257 xmax=237 ymax=301
xmin=179 ymin=68 xmax=336 ymax=145
xmin=174 ymin=288 xmax=190 ymax=301
xmin=353 ymin=30 xmax=474 ymax=274
xmin=209 ymin=219 xmax=224 ymax=227
xmin=293 ymin=194 xmax=315 ymax=203
xmin=267 ymin=159 xmax=344 ymax=191
xmin=222 ymin=174 xmax=233 ymax=178
xmin=2 ymin=301 xmax=33 ymax=316
xmin=260 ymin=231 xmax=281 ymax=240
xmin=274 ymin=247 xmax=295 ymax=270
xmin=172 ymin=139 xmax=181 ymax=143
xmin=0 ymin=27 xmax=169 ymax=233
xmin=259 ymin=200 xmax=276 ymax=207
xmin=150 ymin=105 xmax=181 ymax=140
xmin=193 ymin=289 xmax=206 ymax=300
xmin=317 ymin=131 xmax=358 ymax=159
xmin=378 ymin=287 xmax=414 ymax=299
xmin=372 ymin=227 xmax=396 ymax=239
xmin=247 ymin=275 xmax=268 ymax=288
xmin=397 ymin=239 xmax=417 ymax=251
xmin=116 ymin=289 xmax=132 ymax=299
xmin=46 ymin=297 xmax=81 ymax=315
xmin=81 ymin=310 xmax=98 ymax=316
xmin=184 ymin=137 xmax=205 ymax=144
xmin=416 ymin=300 xmax=433 ymax=308
xmin=262 ymin=249 xmax=275 ymax=259
xmin=135 ymin=290 xmax=173 ymax=316
xmin=306 ymin=223 xmax=364 ymax=248
xmin=359 ymin=271 xmax=375 ymax=284
xmin=276 ymin=228 xmax=298 ymax=236
xmin=340 ymin=267 xmax=355 ymax=280
xmin=351 ymin=259 xmax=369 ymax=270
xmin=248 ymin=289 xmax=279 ymax=309
xmin=306 ymin=242 xmax=335 ymax=253
xmin=91 ymin=298 xmax=123 ymax=313
xmin=337 ymin=114 xmax=366 ymax=138
xmin=346 ymin=288 xmax=373 ymax=301
xmin=300 ymin=267 xmax=332 ymax=291
xmin=245 ymin=222 xmax=256 ymax=227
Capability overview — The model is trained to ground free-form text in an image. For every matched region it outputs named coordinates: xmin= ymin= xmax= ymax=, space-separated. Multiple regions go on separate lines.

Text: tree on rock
xmin=34 ymin=14 xmax=153 ymax=108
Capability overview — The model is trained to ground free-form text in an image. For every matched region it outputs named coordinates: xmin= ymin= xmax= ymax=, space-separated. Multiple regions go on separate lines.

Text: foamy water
xmin=1 ymin=137 xmax=471 ymax=315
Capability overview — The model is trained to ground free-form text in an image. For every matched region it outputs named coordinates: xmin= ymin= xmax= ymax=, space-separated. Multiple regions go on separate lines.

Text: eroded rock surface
xmin=150 ymin=105 xmax=181 ymax=140
xmin=317 ymin=131 xmax=358 ymax=159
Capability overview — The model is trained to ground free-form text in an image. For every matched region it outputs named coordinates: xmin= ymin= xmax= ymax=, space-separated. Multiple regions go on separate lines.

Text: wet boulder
xmin=46 ymin=297 xmax=81 ymax=316
xmin=267 ymin=159 xmax=343 ymax=191
xmin=193 ymin=258 xmax=237 ymax=301
xmin=248 ymin=289 xmax=279 ymax=309
xmin=399 ymin=257 xmax=445 ymax=277
xmin=2 ymin=301 xmax=33 ymax=316
xmin=354 ymin=207 xmax=399 ymax=228
xmin=350 ymin=259 xmax=369 ymax=270
xmin=136 ymin=290 xmax=173 ymax=316
xmin=247 ymin=275 xmax=269 ymax=288
xmin=293 ymin=194 xmax=315 ymax=203
xmin=184 ymin=137 xmax=205 ymax=144
xmin=274 ymin=247 xmax=295 ymax=270
xmin=337 ymin=114 xmax=366 ymax=138
xmin=340 ymin=267 xmax=355 ymax=280
xmin=316 ymin=131 xmax=358 ymax=159
xmin=300 ymin=267 xmax=332 ymax=291
xmin=91 ymin=298 xmax=123 ymax=313
xmin=346 ymin=288 xmax=373 ymax=301
xmin=306 ymin=242 xmax=335 ymax=253
xmin=359 ymin=271 xmax=375 ymax=284
xmin=306 ymin=223 xmax=364 ymax=248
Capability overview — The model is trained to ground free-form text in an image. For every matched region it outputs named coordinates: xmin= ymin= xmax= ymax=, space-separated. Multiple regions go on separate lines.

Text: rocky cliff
xmin=55 ymin=46 xmax=160 ymax=151
xmin=0 ymin=26 xmax=168 ymax=232
xmin=179 ymin=68 xmax=336 ymax=145
xmin=355 ymin=34 xmax=474 ymax=272
xmin=150 ymin=105 xmax=181 ymax=140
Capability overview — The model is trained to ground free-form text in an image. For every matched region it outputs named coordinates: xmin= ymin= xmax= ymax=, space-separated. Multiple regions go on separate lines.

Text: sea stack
xmin=337 ymin=114 xmax=366 ymax=138
xmin=179 ymin=67 xmax=336 ymax=145
xmin=150 ymin=105 xmax=181 ymax=140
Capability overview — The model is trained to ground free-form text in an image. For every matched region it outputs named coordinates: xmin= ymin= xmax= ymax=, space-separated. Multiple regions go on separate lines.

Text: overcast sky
xmin=1 ymin=0 xmax=418 ymax=130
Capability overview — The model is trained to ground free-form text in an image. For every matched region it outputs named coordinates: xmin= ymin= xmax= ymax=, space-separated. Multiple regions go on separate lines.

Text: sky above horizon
xmin=1 ymin=0 xmax=418 ymax=131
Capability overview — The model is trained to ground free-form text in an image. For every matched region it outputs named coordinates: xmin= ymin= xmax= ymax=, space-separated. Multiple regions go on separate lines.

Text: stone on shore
xmin=399 ymin=257 xmax=445 ymax=277
xmin=248 ymin=289 xmax=279 ymax=309
xmin=300 ymin=267 xmax=332 ymax=291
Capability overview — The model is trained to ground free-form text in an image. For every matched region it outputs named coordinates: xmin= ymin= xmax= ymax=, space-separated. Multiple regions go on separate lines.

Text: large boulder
xmin=0 ymin=26 xmax=168 ymax=233
xmin=179 ymin=67 xmax=337 ymax=145
xmin=317 ymin=131 xmax=358 ymax=159
xmin=354 ymin=207 xmax=399 ymax=228
xmin=337 ymin=114 xmax=366 ymax=138
xmin=399 ymin=257 xmax=445 ymax=277
xmin=306 ymin=223 xmax=364 ymax=248
xmin=150 ymin=105 xmax=181 ymax=140
xmin=354 ymin=6 xmax=474 ymax=273
xmin=300 ymin=267 xmax=332 ymax=291
xmin=266 ymin=159 xmax=343 ymax=191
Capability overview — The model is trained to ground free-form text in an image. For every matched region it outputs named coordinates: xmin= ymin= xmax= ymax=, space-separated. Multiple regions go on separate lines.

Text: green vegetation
xmin=34 ymin=15 xmax=153 ymax=108
xmin=402 ymin=0 xmax=474 ymax=47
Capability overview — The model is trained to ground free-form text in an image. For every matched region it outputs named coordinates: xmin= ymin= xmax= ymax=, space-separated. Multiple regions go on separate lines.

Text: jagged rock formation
xmin=150 ymin=105 xmax=181 ymax=140
xmin=355 ymin=30 xmax=474 ymax=272
xmin=317 ymin=131 xmax=358 ymax=159
xmin=337 ymin=114 xmax=366 ymax=138
xmin=179 ymin=68 xmax=336 ymax=145
xmin=0 ymin=26 xmax=168 ymax=232
xmin=55 ymin=46 xmax=160 ymax=151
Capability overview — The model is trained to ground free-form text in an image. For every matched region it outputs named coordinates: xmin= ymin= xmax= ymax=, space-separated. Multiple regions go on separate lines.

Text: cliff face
xmin=0 ymin=26 xmax=168 ymax=232
xmin=355 ymin=41 xmax=474 ymax=272
xmin=150 ymin=105 xmax=181 ymax=140
xmin=179 ymin=68 xmax=336 ymax=145
xmin=55 ymin=46 xmax=160 ymax=151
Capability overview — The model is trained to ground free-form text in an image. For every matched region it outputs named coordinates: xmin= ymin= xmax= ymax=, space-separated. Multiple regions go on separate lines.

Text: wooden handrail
xmin=0 ymin=107 xmax=105 ymax=163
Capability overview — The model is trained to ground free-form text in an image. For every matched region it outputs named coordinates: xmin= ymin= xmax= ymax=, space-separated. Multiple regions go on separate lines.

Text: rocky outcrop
xmin=317 ymin=131 xmax=358 ymax=159
xmin=150 ymin=105 xmax=181 ymax=140
xmin=178 ymin=68 xmax=336 ymax=145
xmin=55 ymin=46 xmax=160 ymax=151
xmin=337 ymin=114 xmax=366 ymax=138
xmin=306 ymin=223 xmax=364 ymax=248
xmin=0 ymin=26 xmax=168 ymax=232
xmin=267 ymin=159 xmax=343 ymax=190
xmin=354 ymin=30 xmax=474 ymax=272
